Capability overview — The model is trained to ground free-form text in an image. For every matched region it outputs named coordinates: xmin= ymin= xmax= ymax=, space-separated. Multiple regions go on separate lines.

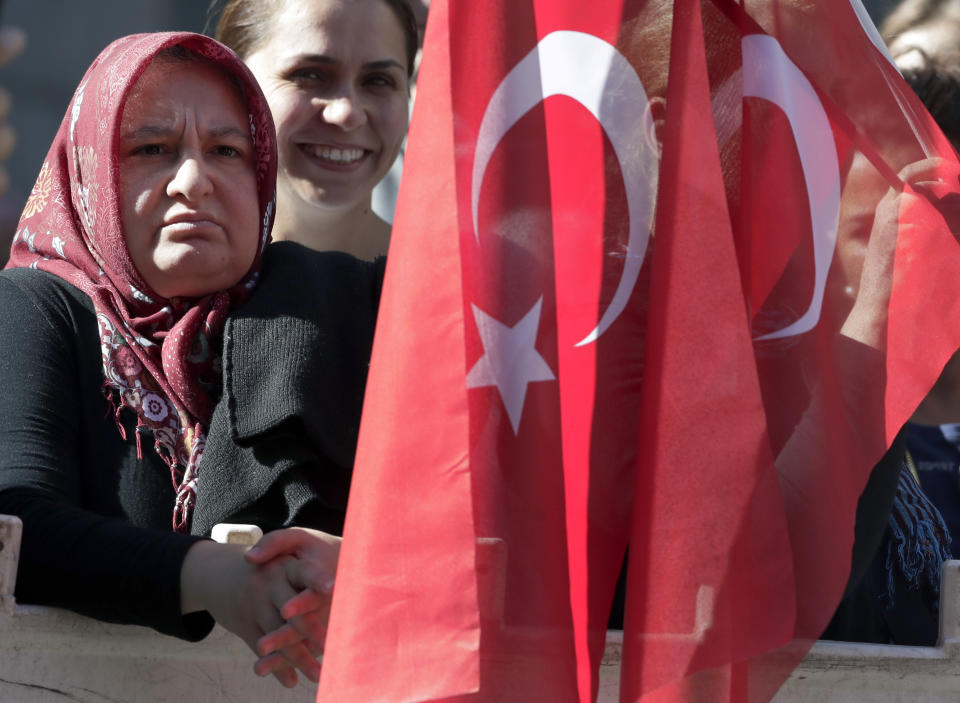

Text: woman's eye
xmin=133 ymin=144 xmax=165 ymax=156
xmin=365 ymin=74 xmax=396 ymax=89
xmin=290 ymin=68 xmax=326 ymax=82
xmin=214 ymin=145 xmax=242 ymax=158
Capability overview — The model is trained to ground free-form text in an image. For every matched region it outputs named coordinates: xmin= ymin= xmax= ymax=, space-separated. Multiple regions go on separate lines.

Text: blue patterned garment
xmin=907 ymin=422 xmax=960 ymax=550
xmin=882 ymin=462 xmax=952 ymax=612
xmin=822 ymin=457 xmax=951 ymax=646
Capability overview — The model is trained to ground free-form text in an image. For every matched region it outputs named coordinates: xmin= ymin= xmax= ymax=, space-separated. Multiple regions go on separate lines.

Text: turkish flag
xmin=318 ymin=0 xmax=960 ymax=702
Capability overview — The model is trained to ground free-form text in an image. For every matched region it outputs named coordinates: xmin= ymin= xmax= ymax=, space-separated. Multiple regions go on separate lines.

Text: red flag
xmin=319 ymin=1 xmax=960 ymax=702
xmin=620 ymin=0 xmax=794 ymax=699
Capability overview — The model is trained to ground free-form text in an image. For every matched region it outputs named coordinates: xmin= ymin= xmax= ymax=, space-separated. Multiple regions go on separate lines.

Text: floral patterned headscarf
xmin=5 ymin=33 xmax=278 ymax=531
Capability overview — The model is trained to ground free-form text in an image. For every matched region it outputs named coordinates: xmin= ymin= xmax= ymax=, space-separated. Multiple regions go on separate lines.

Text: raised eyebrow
xmin=294 ymin=54 xmax=337 ymax=66
xmin=209 ymin=126 xmax=254 ymax=144
xmin=362 ymin=59 xmax=405 ymax=72
xmin=120 ymin=125 xmax=174 ymax=141
xmin=293 ymin=54 xmax=404 ymax=72
xmin=119 ymin=124 xmax=253 ymax=145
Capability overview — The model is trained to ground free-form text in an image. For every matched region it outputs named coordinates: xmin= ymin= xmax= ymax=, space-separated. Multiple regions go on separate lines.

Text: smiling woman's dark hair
xmin=209 ymin=0 xmax=418 ymax=77
xmin=901 ymin=56 xmax=960 ymax=152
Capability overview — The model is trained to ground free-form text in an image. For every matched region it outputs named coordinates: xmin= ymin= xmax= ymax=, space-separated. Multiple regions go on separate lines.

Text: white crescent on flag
xmin=471 ymin=30 xmax=659 ymax=347
xmin=742 ymin=34 xmax=842 ymax=340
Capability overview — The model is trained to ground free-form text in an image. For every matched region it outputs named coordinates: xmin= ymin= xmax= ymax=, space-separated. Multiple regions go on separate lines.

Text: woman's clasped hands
xmin=180 ymin=527 xmax=340 ymax=688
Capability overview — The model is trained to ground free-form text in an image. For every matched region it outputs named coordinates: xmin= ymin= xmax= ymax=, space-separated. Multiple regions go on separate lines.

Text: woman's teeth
xmin=306 ymin=145 xmax=365 ymax=163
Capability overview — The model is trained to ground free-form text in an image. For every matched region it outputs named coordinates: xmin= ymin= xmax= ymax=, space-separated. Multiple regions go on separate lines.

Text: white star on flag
xmin=465 ymin=296 xmax=556 ymax=434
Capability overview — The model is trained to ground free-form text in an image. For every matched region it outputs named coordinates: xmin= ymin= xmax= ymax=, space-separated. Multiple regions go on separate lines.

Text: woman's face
xmin=119 ymin=58 xmax=261 ymax=299
xmin=244 ymin=0 xmax=410 ymax=214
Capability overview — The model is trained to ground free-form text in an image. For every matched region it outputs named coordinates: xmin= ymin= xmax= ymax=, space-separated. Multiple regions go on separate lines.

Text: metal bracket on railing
xmin=211 ymin=523 xmax=263 ymax=547
xmin=0 ymin=514 xmax=22 ymax=615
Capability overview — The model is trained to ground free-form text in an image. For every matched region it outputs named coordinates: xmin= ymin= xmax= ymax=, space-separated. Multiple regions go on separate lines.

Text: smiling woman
xmin=216 ymin=0 xmax=416 ymax=260
xmin=0 ymin=32 xmax=339 ymax=690
xmin=188 ymin=2 xmax=418 ymax=560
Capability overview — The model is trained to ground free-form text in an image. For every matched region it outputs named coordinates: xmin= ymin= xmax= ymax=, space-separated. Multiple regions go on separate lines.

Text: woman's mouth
xmin=161 ymin=212 xmax=223 ymax=240
xmin=299 ymin=143 xmax=370 ymax=168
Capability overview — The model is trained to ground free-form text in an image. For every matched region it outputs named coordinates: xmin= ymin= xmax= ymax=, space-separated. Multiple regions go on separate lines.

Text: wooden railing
xmin=771 ymin=560 xmax=960 ymax=702
xmin=3 ymin=514 xmax=960 ymax=702
xmin=0 ymin=516 xmax=316 ymax=702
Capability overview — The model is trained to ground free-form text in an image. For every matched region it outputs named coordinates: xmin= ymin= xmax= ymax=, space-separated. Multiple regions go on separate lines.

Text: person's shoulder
xmin=250 ymin=241 xmax=384 ymax=312
xmin=1 ymin=266 xmax=88 ymax=297
xmin=262 ymin=241 xmax=382 ymax=281
xmin=0 ymin=267 xmax=93 ymax=330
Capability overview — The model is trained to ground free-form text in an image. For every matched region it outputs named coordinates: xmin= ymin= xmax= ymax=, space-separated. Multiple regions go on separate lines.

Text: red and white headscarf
xmin=5 ymin=32 xmax=278 ymax=531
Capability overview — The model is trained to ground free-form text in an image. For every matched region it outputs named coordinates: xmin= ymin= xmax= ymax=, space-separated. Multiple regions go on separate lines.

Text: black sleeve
xmin=845 ymin=431 xmax=904 ymax=596
xmin=0 ymin=273 xmax=213 ymax=640
xmin=0 ymin=488 xmax=212 ymax=640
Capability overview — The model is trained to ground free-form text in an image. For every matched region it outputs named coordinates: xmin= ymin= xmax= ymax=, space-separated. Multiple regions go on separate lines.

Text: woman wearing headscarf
xmin=0 ymin=32 xmax=332 ymax=687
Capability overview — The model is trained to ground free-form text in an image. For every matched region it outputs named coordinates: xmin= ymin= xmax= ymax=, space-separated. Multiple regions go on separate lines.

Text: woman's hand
xmin=244 ymin=527 xmax=342 ymax=678
xmin=842 ymin=157 xmax=960 ymax=348
xmin=179 ymin=539 xmax=330 ymax=688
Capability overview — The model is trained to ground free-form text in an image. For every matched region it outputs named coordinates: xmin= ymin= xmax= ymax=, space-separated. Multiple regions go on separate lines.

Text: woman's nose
xmin=321 ymin=93 xmax=367 ymax=130
xmin=167 ymin=156 xmax=213 ymax=201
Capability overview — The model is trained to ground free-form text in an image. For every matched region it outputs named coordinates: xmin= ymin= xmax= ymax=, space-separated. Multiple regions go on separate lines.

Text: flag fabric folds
xmin=319 ymin=0 xmax=960 ymax=701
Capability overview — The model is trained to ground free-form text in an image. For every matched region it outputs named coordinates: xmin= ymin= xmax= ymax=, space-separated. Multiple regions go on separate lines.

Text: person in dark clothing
xmin=896 ymin=59 xmax=960 ymax=557
xmin=0 ymin=32 xmax=336 ymax=688
xmin=823 ymin=57 xmax=960 ymax=647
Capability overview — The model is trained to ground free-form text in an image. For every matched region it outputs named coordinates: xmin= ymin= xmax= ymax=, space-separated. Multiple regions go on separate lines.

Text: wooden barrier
xmin=0 ymin=516 xmax=315 ymax=702
xmin=596 ymin=563 xmax=960 ymax=702
xmin=3 ymin=515 xmax=960 ymax=701
xmin=771 ymin=560 xmax=960 ymax=702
